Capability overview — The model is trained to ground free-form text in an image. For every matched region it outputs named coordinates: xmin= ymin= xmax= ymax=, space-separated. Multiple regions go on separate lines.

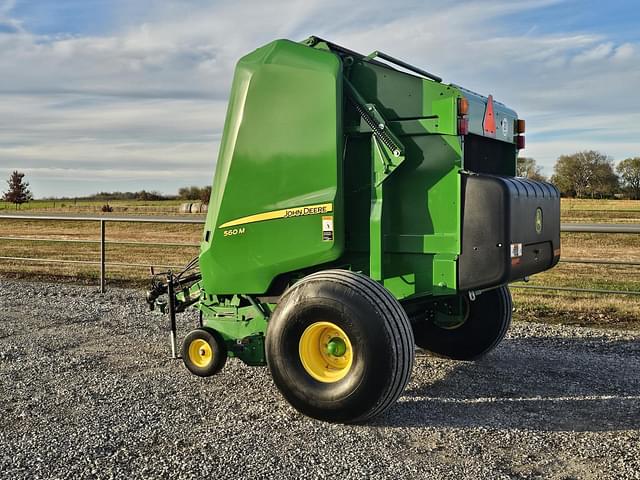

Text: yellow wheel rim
xmin=298 ymin=321 xmax=353 ymax=383
xmin=188 ymin=338 xmax=213 ymax=368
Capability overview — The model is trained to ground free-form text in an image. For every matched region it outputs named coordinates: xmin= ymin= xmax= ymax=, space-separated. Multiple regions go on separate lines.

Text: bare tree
xmin=199 ymin=186 xmax=212 ymax=205
xmin=179 ymin=185 xmax=211 ymax=203
xmin=617 ymin=157 xmax=640 ymax=199
xmin=516 ymin=157 xmax=547 ymax=181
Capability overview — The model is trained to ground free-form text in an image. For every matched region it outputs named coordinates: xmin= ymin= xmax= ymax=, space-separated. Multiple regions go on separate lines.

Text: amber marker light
xmin=458 ymin=97 xmax=469 ymax=116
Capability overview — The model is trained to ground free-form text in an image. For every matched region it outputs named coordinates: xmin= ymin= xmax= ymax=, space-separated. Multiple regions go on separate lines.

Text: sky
xmin=0 ymin=0 xmax=638 ymax=198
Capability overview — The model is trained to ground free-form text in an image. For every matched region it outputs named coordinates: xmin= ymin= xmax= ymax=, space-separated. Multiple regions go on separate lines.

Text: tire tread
xmin=299 ymin=270 xmax=414 ymax=422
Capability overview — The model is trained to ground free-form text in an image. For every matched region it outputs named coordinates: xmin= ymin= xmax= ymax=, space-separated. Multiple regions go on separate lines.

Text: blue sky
xmin=0 ymin=0 xmax=638 ymax=197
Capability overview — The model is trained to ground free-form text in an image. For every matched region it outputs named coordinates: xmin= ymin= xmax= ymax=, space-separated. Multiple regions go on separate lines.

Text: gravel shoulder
xmin=1 ymin=279 xmax=639 ymax=479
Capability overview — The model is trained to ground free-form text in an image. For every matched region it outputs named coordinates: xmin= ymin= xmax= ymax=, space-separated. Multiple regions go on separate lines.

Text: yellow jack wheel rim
xmin=188 ymin=338 xmax=213 ymax=368
xmin=299 ymin=321 xmax=353 ymax=383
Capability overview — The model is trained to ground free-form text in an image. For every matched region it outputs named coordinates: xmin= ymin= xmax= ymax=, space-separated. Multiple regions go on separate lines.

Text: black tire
xmin=182 ymin=327 xmax=227 ymax=377
xmin=266 ymin=269 xmax=414 ymax=423
xmin=412 ymin=286 xmax=512 ymax=361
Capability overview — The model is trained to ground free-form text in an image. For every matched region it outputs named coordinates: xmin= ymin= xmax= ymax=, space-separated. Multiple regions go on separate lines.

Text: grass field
xmin=0 ymin=199 xmax=186 ymax=215
xmin=1 ymin=198 xmax=638 ymax=330
xmin=561 ymin=198 xmax=640 ymax=224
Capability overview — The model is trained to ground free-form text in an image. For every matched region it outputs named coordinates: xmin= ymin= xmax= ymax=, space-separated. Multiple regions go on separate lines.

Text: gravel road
xmin=1 ymin=279 xmax=639 ymax=479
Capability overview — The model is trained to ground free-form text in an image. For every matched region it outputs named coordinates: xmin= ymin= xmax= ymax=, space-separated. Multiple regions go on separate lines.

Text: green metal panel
xmin=199 ymin=40 xmax=344 ymax=294
xmin=342 ymin=58 xmax=463 ymax=299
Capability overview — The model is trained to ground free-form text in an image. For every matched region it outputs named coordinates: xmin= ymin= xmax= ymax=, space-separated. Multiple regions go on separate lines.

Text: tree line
xmin=177 ymin=186 xmax=212 ymax=204
xmin=518 ymin=152 xmax=640 ymax=199
xmin=1 ymin=172 xmax=215 ymax=209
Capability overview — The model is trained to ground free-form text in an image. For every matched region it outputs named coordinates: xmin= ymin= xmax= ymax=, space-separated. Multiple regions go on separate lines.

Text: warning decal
xmin=322 ymin=216 xmax=334 ymax=241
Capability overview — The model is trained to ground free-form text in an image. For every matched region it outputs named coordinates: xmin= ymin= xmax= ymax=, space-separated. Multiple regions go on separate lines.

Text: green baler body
xmin=200 ymin=40 xmax=344 ymax=295
xmin=199 ymin=38 xmax=519 ymax=301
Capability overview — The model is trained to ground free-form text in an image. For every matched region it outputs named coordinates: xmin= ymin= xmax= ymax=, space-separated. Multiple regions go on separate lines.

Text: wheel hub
xmin=189 ymin=339 xmax=213 ymax=368
xmin=431 ymin=296 xmax=471 ymax=330
xmin=298 ymin=321 xmax=353 ymax=383
xmin=326 ymin=337 xmax=347 ymax=357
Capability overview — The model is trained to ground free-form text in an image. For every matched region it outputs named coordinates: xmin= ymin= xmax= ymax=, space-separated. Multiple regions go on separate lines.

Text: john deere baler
xmin=147 ymin=36 xmax=560 ymax=423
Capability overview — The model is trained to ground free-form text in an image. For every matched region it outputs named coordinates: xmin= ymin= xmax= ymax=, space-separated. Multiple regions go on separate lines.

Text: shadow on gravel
xmin=375 ymin=336 xmax=640 ymax=432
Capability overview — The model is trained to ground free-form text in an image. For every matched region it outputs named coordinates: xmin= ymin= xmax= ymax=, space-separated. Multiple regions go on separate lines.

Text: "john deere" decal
xmin=219 ymin=203 xmax=333 ymax=229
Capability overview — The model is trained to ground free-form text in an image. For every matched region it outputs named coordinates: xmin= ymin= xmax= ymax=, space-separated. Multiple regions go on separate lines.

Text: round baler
xmin=146 ymin=36 xmax=560 ymax=423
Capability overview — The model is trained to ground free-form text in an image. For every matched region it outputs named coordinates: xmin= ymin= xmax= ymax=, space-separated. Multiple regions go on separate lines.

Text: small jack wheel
xmin=182 ymin=328 xmax=227 ymax=377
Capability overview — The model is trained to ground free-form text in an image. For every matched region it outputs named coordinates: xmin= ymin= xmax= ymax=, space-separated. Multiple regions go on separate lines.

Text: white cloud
xmin=572 ymin=42 xmax=615 ymax=63
xmin=0 ymin=0 xmax=638 ymax=195
xmin=613 ymin=43 xmax=635 ymax=61
xmin=0 ymin=0 xmax=22 ymax=33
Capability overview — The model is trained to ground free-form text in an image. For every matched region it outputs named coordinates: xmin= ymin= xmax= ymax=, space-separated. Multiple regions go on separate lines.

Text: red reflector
xmin=458 ymin=117 xmax=469 ymax=135
xmin=516 ymin=135 xmax=525 ymax=150
xmin=483 ymin=95 xmax=496 ymax=135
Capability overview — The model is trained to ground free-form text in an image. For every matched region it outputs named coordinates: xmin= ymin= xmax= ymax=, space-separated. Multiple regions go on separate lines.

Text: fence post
xmin=100 ymin=219 xmax=106 ymax=293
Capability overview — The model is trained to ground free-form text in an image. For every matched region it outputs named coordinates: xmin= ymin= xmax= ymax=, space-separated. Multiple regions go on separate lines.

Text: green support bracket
xmin=196 ymin=296 xmax=272 ymax=365
xmin=369 ymin=129 xmax=406 ymax=281
xmin=344 ymin=78 xmax=405 ymax=159
xmin=432 ymin=254 xmax=457 ymax=295
xmin=370 ymin=138 xmax=384 ymax=280
xmin=345 ymin=77 xmax=408 ymax=282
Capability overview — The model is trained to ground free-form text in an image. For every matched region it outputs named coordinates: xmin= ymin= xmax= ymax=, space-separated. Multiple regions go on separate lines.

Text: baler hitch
xmin=146 ymin=259 xmax=202 ymax=359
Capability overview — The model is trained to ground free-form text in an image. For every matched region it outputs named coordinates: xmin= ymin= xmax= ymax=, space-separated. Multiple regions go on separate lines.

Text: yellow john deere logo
xmin=535 ymin=208 xmax=543 ymax=234
xmin=219 ymin=202 xmax=333 ymax=229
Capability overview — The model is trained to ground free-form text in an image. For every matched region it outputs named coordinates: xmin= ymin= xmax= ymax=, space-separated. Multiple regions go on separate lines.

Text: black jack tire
xmin=181 ymin=327 xmax=227 ymax=377
xmin=266 ymin=269 xmax=414 ymax=423
xmin=412 ymin=285 xmax=512 ymax=361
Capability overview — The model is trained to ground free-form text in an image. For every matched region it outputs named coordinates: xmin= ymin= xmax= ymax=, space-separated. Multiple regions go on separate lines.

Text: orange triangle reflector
xmin=483 ymin=94 xmax=496 ymax=135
